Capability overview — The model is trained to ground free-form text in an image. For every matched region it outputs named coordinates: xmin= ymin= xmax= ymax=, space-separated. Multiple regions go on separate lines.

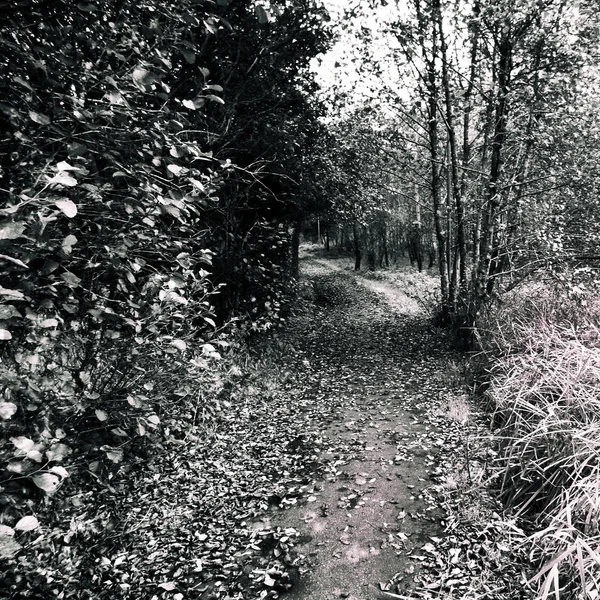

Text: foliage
xmin=314 ymin=0 xmax=600 ymax=334
xmin=0 ymin=0 xmax=334 ymax=594
xmin=478 ymin=280 xmax=600 ymax=599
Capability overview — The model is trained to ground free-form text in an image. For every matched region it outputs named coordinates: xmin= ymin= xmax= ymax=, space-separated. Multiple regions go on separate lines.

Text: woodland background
xmin=1 ymin=0 xmax=600 ymax=598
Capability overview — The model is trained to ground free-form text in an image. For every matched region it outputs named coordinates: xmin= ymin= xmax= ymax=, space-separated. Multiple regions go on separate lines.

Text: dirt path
xmin=268 ymin=257 xmax=460 ymax=600
xmin=308 ymin=257 xmax=422 ymax=316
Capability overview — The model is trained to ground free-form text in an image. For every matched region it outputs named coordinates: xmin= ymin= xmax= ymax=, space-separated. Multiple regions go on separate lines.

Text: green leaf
xmin=55 ymin=199 xmax=78 ymax=217
xmin=0 ymin=222 xmax=26 ymax=240
xmin=0 ymin=329 xmax=11 ymax=340
xmin=15 ymin=516 xmax=39 ymax=532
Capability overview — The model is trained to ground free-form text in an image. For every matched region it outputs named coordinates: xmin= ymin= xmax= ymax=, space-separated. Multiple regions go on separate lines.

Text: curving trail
xmin=271 ymin=256 xmax=460 ymax=600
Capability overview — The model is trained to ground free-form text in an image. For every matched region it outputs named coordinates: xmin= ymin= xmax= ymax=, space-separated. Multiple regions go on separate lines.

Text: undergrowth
xmin=476 ymin=278 xmax=600 ymax=599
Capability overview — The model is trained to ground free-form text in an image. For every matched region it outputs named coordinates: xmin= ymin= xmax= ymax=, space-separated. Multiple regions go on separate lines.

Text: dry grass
xmin=478 ymin=281 xmax=600 ymax=599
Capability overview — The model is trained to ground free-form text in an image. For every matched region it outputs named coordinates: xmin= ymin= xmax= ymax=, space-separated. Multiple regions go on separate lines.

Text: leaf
xmin=61 ymin=271 xmax=81 ymax=287
xmin=0 ymin=288 xmax=24 ymax=299
xmin=77 ymin=2 xmax=96 ymax=11
xmin=11 ymin=436 xmax=34 ymax=452
xmin=206 ymin=94 xmax=225 ymax=105
xmin=0 ymin=254 xmax=28 ymax=268
xmin=180 ymin=48 xmax=196 ymax=64
xmin=0 ymin=305 xmax=20 ymax=319
xmin=172 ymin=339 xmax=187 ymax=351
xmin=158 ymin=582 xmax=176 ymax=591
xmin=0 ymin=329 xmax=11 ymax=340
xmin=49 ymin=466 xmax=69 ymax=478
xmin=61 ymin=234 xmax=78 ymax=254
xmin=40 ymin=318 xmax=58 ymax=328
xmin=132 ymin=67 xmax=155 ymax=88
xmin=31 ymin=473 xmax=61 ymax=494
xmin=26 ymin=450 xmax=43 ymax=463
xmin=95 ymin=409 xmax=108 ymax=422
xmin=15 ymin=516 xmax=39 ymax=532
xmin=46 ymin=443 xmax=71 ymax=462
xmin=101 ymin=446 xmax=124 ymax=463
xmin=264 ymin=573 xmax=276 ymax=587
xmin=159 ymin=290 xmax=188 ymax=305
xmin=0 ymin=525 xmax=14 ymax=537
xmin=56 ymin=161 xmax=79 ymax=171
xmin=29 ymin=111 xmax=51 ymax=125
xmin=182 ymin=99 xmax=196 ymax=110
xmin=147 ymin=414 xmax=160 ymax=425
xmin=167 ymin=164 xmax=184 ymax=176
xmin=0 ymin=222 xmax=26 ymax=240
xmin=48 ymin=172 xmax=77 ymax=187
xmin=55 ymin=199 xmax=78 ymax=218
xmin=0 ymin=402 xmax=17 ymax=419
xmin=255 ymin=5 xmax=270 ymax=23
xmin=0 ymin=537 xmax=21 ymax=559
xmin=13 ymin=76 xmax=34 ymax=92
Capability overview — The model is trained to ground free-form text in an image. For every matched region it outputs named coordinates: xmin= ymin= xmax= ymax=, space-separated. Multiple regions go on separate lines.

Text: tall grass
xmin=477 ymin=282 xmax=600 ymax=599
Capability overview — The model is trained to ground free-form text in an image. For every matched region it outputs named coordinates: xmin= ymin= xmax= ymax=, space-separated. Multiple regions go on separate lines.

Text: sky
xmin=310 ymin=0 xmax=409 ymax=114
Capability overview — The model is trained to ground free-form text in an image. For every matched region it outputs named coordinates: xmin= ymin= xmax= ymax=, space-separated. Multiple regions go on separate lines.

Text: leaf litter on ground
xmin=8 ymin=254 xmax=532 ymax=600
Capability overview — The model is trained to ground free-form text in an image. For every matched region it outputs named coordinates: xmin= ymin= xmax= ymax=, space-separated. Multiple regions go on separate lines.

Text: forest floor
xmin=263 ymin=248 xmax=527 ymax=600
xmin=23 ymin=247 xmax=529 ymax=600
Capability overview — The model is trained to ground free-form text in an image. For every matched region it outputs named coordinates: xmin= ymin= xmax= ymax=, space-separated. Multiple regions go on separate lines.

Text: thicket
xmin=476 ymin=277 xmax=600 ymax=598
xmin=0 ymin=0 xmax=332 ymax=596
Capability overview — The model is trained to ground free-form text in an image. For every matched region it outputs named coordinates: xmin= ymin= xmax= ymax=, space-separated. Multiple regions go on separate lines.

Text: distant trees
xmin=315 ymin=0 xmax=600 ymax=333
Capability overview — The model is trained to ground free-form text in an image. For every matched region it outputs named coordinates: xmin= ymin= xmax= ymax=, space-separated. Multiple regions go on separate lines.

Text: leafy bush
xmin=0 ymin=1 xmax=330 ymax=593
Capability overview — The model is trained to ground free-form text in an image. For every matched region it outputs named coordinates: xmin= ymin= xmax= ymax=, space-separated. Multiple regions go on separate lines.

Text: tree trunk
xmin=475 ymin=27 xmax=513 ymax=303
xmin=353 ymin=221 xmax=362 ymax=270
xmin=291 ymin=217 xmax=303 ymax=279
xmin=415 ymin=0 xmax=449 ymax=320
xmin=435 ymin=0 xmax=467 ymax=302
